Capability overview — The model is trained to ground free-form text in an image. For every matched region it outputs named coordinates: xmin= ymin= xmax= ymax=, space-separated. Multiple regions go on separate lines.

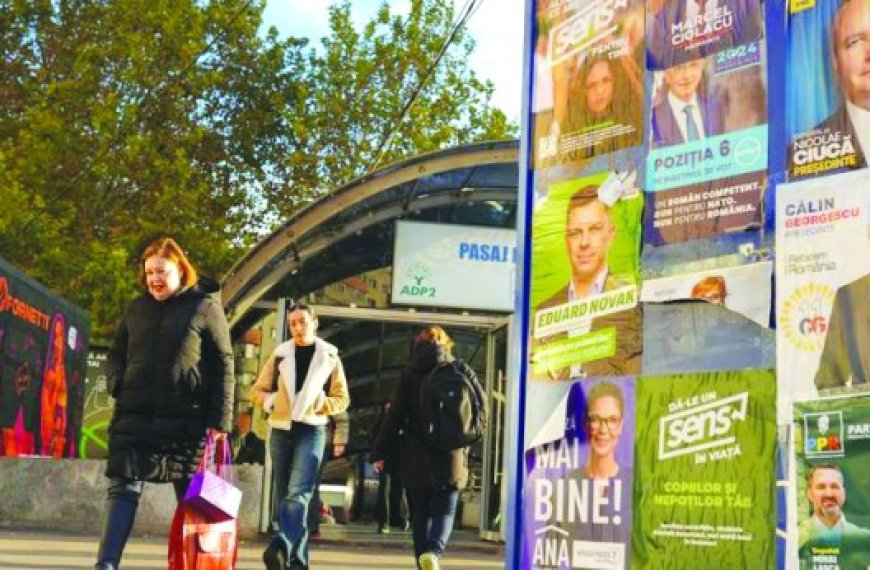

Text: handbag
xmin=168 ymin=502 xmax=239 ymax=570
xmin=183 ymin=434 xmax=243 ymax=522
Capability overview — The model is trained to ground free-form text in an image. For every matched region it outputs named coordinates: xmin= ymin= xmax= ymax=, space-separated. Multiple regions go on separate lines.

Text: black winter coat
xmin=370 ymin=341 xmax=482 ymax=491
xmin=105 ymin=277 xmax=235 ymax=482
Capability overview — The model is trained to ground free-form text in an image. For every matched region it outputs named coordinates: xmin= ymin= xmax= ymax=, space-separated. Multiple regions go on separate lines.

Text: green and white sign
xmin=633 ymin=370 xmax=777 ymax=568
xmin=391 ymin=220 xmax=516 ymax=311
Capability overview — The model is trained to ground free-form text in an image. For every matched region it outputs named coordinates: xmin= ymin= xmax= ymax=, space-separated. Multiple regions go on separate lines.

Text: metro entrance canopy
xmin=219 ymin=140 xmax=522 ymax=541
xmin=221 ymin=140 xmax=519 ymax=332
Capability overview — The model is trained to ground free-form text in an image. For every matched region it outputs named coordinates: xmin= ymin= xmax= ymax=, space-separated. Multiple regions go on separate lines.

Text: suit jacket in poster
xmin=533 ymin=273 xmax=642 ymax=380
xmin=788 ymin=105 xmax=868 ymax=179
xmin=814 ymin=273 xmax=870 ymax=390
xmin=651 ymin=93 xmax=723 ymax=148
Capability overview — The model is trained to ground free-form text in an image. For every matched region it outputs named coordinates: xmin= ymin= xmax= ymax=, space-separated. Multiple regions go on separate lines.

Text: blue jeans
xmin=95 ymin=477 xmax=188 ymax=569
xmin=270 ymin=423 xmax=326 ymax=566
xmin=406 ymin=487 xmax=460 ymax=561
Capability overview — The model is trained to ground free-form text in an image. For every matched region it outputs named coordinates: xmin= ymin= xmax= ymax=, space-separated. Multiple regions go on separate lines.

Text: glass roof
xmin=225 ymin=140 xmax=519 ymax=337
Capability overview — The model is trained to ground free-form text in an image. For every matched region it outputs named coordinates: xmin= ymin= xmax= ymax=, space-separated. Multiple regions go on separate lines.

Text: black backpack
xmin=418 ymin=359 xmax=485 ymax=451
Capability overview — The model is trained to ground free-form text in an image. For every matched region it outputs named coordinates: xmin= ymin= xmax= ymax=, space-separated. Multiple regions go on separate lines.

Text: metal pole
xmin=258 ymin=297 xmax=290 ymax=533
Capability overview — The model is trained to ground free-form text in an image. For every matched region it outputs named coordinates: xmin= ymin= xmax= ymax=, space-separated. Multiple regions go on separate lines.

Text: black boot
xmin=263 ymin=535 xmax=288 ymax=570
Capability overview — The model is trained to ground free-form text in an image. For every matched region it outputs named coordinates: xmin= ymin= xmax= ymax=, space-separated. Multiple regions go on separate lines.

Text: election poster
xmin=793 ymin=394 xmax=870 ymax=570
xmin=0 ymin=257 xmax=89 ymax=458
xmin=786 ymin=0 xmax=869 ymax=181
xmin=532 ymin=0 xmax=645 ymax=169
xmin=642 ymin=171 xmax=764 ymax=244
xmin=633 ymin=369 xmax=777 ymax=568
xmin=645 ymin=46 xmax=768 ymax=245
xmin=646 ymin=0 xmax=763 ymax=70
xmin=775 ymin=170 xmax=870 ymax=423
xmin=522 ymin=377 xmax=635 ymax=570
xmin=530 ymin=170 xmax=643 ymax=381
xmin=641 ymin=260 xmax=772 ymax=326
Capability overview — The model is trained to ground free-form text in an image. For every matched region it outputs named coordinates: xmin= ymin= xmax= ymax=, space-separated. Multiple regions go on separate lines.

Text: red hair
xmin=690 ymin=275 xmax=727 ymax=299
xmin=139 ymin=237 xmax=198 ymax=288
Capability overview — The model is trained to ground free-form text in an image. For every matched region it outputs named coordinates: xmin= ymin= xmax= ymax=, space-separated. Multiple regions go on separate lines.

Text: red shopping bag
xmin=170 ymin=434 xmax=240 ymax=569
xmin=168 ymin=502 xmax=238 ymax=570
xmin=184 ymin=435 xmax=242 ymax=521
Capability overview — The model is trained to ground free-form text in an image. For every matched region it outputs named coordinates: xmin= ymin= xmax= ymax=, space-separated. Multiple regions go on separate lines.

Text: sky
xmin=260 ymin=0 xmax=525 ymax=123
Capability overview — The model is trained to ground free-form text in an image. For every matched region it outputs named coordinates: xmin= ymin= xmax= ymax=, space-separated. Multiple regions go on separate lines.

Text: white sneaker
xmin=418 ymin=552 xmax=440 ymax=570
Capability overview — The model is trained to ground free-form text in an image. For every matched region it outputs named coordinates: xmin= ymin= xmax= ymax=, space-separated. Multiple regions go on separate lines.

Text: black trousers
xmin=375 ymin=469 xmax=407 ymax=528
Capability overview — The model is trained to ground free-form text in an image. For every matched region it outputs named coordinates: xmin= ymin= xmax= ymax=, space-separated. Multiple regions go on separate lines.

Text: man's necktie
xmin=684 ymin=104 xmax=700 ymax=141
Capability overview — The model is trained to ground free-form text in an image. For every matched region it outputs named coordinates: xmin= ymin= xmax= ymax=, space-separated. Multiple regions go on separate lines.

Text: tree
xmin=269 ymin=0 xmax=514 ymax=214
xmin=0 ymin=0 xmax=515 ymax=341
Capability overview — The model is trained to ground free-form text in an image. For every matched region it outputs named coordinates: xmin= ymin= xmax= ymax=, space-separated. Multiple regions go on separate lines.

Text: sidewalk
xmin=0 ymin=524 xmax=505 ymax=569
xmin=309 ymin=521 xmax=503 ymax=554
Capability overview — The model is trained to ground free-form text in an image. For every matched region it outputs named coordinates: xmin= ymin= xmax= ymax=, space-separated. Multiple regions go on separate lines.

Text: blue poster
xmin=786 ymin=0 xmax=870 ymax=180
xmin=522 ymin=377 xmax=636 ymax=570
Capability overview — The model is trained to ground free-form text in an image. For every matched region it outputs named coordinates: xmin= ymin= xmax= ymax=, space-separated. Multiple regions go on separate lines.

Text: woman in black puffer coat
xmin=370 ymin=325 xmax=485 ymax=570
xmin=94 ymin=237 xmax=234 ymax=570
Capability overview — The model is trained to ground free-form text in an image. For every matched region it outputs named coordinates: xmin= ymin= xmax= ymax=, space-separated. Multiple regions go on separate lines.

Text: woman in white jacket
xmin=251 ymin=303 xmax=350 ymax=570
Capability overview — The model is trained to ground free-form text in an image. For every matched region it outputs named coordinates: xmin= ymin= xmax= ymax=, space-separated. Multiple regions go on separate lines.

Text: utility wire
xmin=363 ymin=0 xmax=484 ymax=175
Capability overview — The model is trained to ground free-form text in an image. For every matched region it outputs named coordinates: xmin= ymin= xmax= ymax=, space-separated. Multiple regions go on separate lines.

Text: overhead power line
xmin=364 ymin=0 xmax=485 ymax=176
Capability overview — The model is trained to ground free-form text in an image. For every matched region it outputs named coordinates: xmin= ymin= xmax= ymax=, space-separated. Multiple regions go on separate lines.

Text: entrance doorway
xmin=258 ymin=302 xmax=511 ymax=542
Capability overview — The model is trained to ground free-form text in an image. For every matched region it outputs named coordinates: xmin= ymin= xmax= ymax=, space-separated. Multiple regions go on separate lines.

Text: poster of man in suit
xmin=644 ymin=49 xmax=767 ymax=245
xmin=775 ymin=169 xmax=870 ymax=424
xmin=530 ymin=170 xmax=643 ymax=381
xmin=793 ymin=395 xmax=870 ymax=569
xmin=787 ymin=0 xmax=870 ymax=180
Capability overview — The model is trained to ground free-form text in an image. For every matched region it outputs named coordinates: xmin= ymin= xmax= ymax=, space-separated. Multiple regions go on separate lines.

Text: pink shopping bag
xmin=184 ymin=434 xmax=242 ymax=522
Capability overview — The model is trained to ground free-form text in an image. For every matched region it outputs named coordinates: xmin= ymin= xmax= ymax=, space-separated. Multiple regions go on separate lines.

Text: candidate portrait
xmin=651 ymin=58 xmax=724 ymax=148
xmin=564 ymin=381 xmax=633 ymax=555
xmin=532 ymin=182 xmax=642 ymax=381
xmin=691 ymin=275 xmax=728 ymax=305
xmin=799 ymin=464 xmax=870 ymax=549
xmin=790 ymin=0 xmax=870 ymax=176
xmin=563 ymin=55 xmax=644 ymax=158
xmin=537 ymin=185 xmax=634 ymax=309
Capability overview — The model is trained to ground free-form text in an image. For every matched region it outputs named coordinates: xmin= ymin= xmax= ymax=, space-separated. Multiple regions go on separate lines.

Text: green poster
xmin=632 ymin=370 xmax=777 ymax=569
xmin=794 ymin=394 xmax=870 ymax=570
xmin=528 ymin=170 xmax=643 ymax=381
xmin=531 ymin=171 xmax=642 ymax=312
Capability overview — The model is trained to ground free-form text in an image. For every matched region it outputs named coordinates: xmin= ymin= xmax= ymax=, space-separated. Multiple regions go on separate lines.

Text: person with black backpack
xmin=369 ymin=325 xmax=486 ymax=570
